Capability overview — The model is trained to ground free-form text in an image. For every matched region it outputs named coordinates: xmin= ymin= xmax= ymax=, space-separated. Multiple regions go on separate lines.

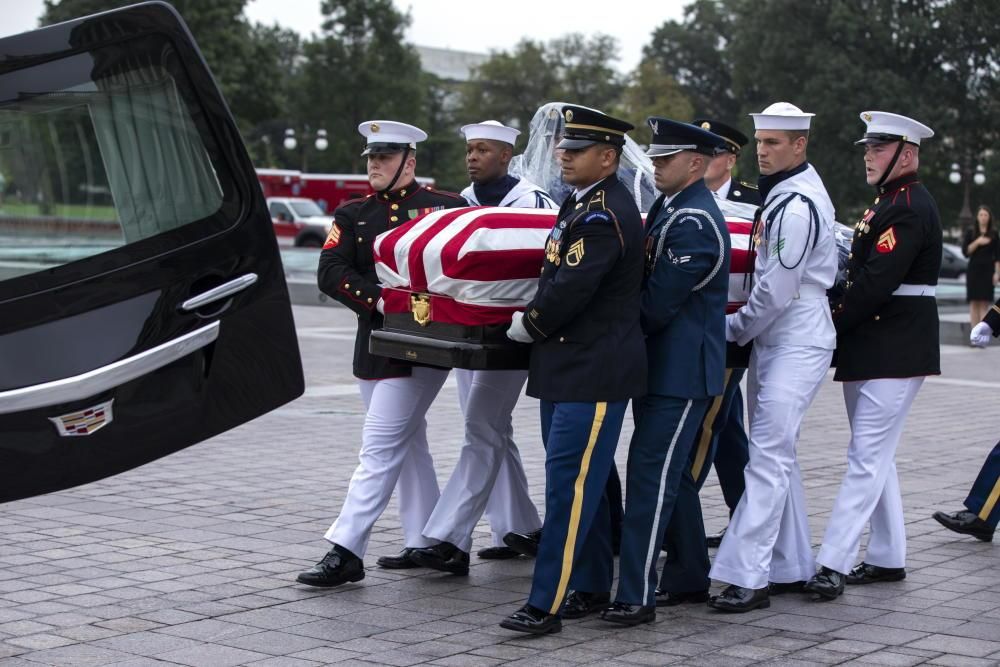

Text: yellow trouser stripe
xmin=690 ymin=369 xmax=733 ymax=480
xmin=978 ymin=475 xmax=1000 ymax=522
xmin=549 ymin=402 xmax=606 ymax=615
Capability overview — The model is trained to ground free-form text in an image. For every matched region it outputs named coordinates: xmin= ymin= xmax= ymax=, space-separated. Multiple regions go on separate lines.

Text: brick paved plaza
xmin=1 ymin=304 xmax=998 ymax=666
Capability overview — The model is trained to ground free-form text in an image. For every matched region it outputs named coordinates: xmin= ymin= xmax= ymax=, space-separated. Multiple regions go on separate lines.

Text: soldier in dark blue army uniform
xmin=297 ymin=120 xmax=466 ymax=588
xmin=596 ymin=119 xmax=730 ymax=626
xmin=499 ymin=105 xmax=646 ymax=635
xmin=932 ymin=305 xmax=1000 ymax=543
xmin=685 ymin=118 xmax=760 ymax=551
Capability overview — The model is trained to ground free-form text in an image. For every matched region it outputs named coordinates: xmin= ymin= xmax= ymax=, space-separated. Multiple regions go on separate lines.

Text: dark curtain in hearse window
xmin=0 ymin=40 xmax=228 ymax=282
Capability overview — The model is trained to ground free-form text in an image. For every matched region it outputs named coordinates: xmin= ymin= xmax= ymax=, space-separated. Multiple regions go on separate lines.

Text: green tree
xmin=644 ymin=0 xmax=1000 ymax=225
xmin=616 ymin=58 xmax=695 ymax=137
xmin=295 ymin=0 xmax=425 ymax=175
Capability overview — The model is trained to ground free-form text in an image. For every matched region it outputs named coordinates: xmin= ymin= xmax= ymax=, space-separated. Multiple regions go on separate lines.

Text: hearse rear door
xmin=0 ymin=2 xmax=304 ymax=502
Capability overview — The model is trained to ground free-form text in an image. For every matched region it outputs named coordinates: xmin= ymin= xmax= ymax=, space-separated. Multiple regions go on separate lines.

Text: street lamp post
xmin=283 ymin=127 xmax=329 ymax=171
xmin=949 ymin=161 xmax=986 ymax=232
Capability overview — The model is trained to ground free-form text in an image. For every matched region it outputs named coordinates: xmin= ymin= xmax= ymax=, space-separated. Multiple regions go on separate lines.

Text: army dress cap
xmin=855 ymin=111 xmax=934 ymax=146
xmin=750 ymin=102 xmax=815 ymax=131
xmin=461 ymin=120 xmax=520 ymax=146
xmin=556 ymin=105 xmax=634 ymax=150
xmin=359 ymin=120 xmax=427 ymax=156
xmin=645 ymin=117 xmax=727 ymax=158
xmin=692 ymin=118 xmax=749 ymax=155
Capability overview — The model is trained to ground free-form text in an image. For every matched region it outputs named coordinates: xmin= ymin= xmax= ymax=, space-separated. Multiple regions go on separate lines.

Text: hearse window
xmin=0 ymin=38 xmax=232 ymax=284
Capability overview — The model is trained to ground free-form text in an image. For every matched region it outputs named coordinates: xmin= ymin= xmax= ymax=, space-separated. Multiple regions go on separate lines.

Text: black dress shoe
xmin=846 ymin=562 xmax=906 ymax=585
xmin=600 ymin=601 xmax=656 ymax=625
xmin=768 ymin=580 xmax=806 ymax=595
xmin=560 ymin=590 xmax=610 ymax=619
xmin=706 ymin=525 xmax=727 ymax=548
xmin=502 ymin=529 xmax=541 ymax=557
xmin=409 ymin=542 xmax=470 ymax=575
xmin=654 ymin=588 xmax=709 ymax=607
xmin=296 ymin=545 xmax=364 ymax=587
xmin=376 ymin=548 xmax=420 ymax=569
xmin=707 ymin=584 xmax=770 ymax=612
xmin=933 ymin=510 xmax=995 ymax=542
xmin=500 ymin=604 xmax=561 ymax=635
xmin=477 ymin=545 xmax=520 ymax=559
xmin=803 ymin=566 xmax=845 ymax=600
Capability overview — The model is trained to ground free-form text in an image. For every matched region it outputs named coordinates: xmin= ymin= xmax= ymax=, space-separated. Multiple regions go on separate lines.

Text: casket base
xmin=370 ymin=313 xmax=529 ymax=370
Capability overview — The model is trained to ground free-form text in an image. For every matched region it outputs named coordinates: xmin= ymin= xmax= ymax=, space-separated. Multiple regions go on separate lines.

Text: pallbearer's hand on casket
xmin=971 ymin=321 xmax=992 ymax=348
xmin=725 ymin=313 xmax=738 ymax=343
xmin=507 ymin=312 xmax=533 ymax=343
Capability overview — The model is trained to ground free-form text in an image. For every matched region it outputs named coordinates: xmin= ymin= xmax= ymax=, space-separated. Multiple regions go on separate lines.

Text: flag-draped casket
xmin=370 ymin=206 xmax=755 ymax=369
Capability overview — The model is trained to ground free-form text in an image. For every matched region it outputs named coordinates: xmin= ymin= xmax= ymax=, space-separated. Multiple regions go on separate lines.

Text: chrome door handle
xmin=181 ymin=273 xmax=258 ymax=312
xmin=0 ymin=321 xmax=220 ymax=414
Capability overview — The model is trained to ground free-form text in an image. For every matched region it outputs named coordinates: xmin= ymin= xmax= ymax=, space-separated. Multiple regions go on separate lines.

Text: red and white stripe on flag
xmin=374 ymin=207 xmax=555 ymax=307
xmin=374 ymin=205 xmax=755 ymax=313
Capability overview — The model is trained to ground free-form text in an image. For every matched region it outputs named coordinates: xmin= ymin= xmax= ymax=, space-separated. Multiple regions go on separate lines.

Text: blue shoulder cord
xmin=743 ymin=193 xmax=820 ymax=293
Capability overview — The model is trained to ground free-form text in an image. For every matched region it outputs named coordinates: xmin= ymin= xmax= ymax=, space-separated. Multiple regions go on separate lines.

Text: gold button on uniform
xmin=367 ymin=297 xmax=373 ymax=303
xmin=390 ymin=216 xmax=398 ymax=222
xmin=358 ymin=236 xmax=363 ymax=242
xmin=559 ymin=337 xmax=565 ymax=342
xmin=355 ymin=290 xmax=362 ymax=296
xmin=344 ymin=283 xmax=350 ymax=289
xmin=874 ymin=315 xmax=880 ymax=321
xmin=391 ymin=204 xmax=399 ymax=210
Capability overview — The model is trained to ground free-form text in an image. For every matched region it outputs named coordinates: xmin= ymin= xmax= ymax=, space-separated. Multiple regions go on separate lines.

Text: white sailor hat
xmin=358 ymin=120 xmax=427 ymax=156
xmin=855 ymin=111 xmax=934 ymax=146
xmin=750 ymin=102 xmax=815 ymax=131
xmin=460 ymin=120 xmax=520 ymax=146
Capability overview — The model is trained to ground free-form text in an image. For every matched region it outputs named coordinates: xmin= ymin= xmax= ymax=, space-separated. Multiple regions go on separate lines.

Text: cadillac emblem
xmin=49 ymin=399 xmax=114 ymax=437
xmin=410 ymin=293 xmax=431 ymax=327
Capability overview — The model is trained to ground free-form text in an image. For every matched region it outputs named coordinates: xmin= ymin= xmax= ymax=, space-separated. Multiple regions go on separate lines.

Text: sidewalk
xmin=0 ymin=304 xmax=997 ymax=666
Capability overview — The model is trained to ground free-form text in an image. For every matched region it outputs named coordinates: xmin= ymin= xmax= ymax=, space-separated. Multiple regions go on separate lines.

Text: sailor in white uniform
xmin=410 ymin=121 xmax=553 ymax=572
xmin=708 ymin=102 xmax=838 ymax=612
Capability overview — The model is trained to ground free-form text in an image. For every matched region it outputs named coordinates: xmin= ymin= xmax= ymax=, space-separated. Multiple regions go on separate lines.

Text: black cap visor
xmin=361 ymin=142 xmax=412 ymax=157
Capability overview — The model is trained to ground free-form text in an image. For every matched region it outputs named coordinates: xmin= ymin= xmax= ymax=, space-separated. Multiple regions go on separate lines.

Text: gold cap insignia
xmin=370 ymin=122 xmax=380 ymax=133
xmin=862 ymin=113 xmax=872 ymax=122
xmin=700 ymin=121 xmax=711 ymax=130
xmin=564 ymin=109 xmax=574 ymax=122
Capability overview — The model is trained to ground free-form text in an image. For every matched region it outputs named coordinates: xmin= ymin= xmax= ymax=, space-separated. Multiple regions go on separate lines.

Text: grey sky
xmin=3 ymin=0 xmax=687 ymax=73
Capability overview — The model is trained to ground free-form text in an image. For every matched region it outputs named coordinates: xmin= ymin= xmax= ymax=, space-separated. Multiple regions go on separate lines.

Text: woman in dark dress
xmin=963 ymin=205 xmax=1000 ymax=327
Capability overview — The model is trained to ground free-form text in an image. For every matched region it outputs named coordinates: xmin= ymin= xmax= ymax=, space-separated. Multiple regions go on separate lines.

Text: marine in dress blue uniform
xmin=499 ymin=105 xmax=646 ymax=635
xmin=597 ymin=119 xmax=730 ymax=625
xmin=807 ymin=111 xmax=940 ymax=599
xmin=297 ymin=121 xmax=465 ymax=588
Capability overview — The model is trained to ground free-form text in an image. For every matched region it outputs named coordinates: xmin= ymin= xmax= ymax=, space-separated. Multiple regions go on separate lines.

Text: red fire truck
xmin=256 ymin=168 xmax=435 ymax=214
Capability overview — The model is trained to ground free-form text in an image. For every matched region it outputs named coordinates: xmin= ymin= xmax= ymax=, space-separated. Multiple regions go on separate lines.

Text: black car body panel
xmin=0 ymin=2 xmax=303 ymax=502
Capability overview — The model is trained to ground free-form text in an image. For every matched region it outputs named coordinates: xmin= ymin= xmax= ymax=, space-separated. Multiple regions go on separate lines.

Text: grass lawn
xmin=0 ymin=202 xmax=117 ymax=221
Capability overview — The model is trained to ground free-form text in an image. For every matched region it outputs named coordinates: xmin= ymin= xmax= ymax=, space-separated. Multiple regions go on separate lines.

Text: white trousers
xmin=711 ymin=343 xmax=831 ymax=590
xmin=325 ymin=367 xmax=448 ymax=557
xmin=816 ymin=377 xmax=923 ymax=573
xmin=422 ymin=368 xmax=542 ymax=552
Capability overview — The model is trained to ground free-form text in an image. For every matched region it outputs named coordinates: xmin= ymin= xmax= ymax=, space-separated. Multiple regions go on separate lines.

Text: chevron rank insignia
xmin=876 ymin=227 xmax=896 ymax=254
xmin=323 ymin=223 xmax=342 ymax=249
xmin=566 ymin=239 xmax=585 ymax=266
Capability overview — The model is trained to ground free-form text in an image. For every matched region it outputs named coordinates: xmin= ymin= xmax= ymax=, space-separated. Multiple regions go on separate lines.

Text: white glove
xmin=971 ymin=321 xmax=993 ymax=348
xmin=725 ymin=313 xmax=738 ymax=343
xmin=507 ymin=311 xmax=533 ymax=343
xmin=376 ymin=297 xmax=385 ymax=315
